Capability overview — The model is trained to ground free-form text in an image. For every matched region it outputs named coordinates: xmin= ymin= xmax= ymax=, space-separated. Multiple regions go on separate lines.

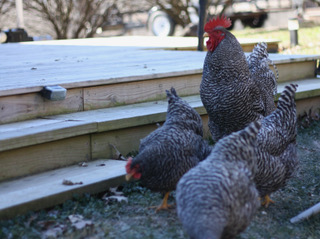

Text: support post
xmin=15 ymin=0 xmax=25 ymax=29
xmin=288 ymin=18 xmax=299 ymax=47
xmin=197 ymin=0 xmax=207 ymax=51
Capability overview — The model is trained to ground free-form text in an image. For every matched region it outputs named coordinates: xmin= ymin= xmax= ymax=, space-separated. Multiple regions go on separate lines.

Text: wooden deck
xmin=1 ymin=38 xmax=319 ymax=124
xmin=0 ymin=36 xmax=320 ymax=218
xmin=0 ymin=36 xmax=281 ymax=97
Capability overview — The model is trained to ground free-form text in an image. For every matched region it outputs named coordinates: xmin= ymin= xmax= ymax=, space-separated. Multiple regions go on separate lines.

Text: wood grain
xmin=0 ymin=88 xmax=83 ymax=124
xmin=0 ymin=159 xmax=126 ymax=219
xmin=83 ymin=73 xmax=202 ymax=110
xmin=276 ymin=61 xmax=317 ymax=82
xmin=0 ymin=135 xmax=91 ymax=182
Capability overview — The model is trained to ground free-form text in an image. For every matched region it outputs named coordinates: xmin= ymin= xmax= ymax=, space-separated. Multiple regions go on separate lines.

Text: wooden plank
xmin=0 ymin=43 xmax=205 ymax=97
xmin=0 ymin=88 xmax=83 ymax=124
xmin=0 ymin=39 xmax=318 ymax=97
xmin=296 ymin=96 xmax=320 ymax=116
xmin=83 ymin=73 xmax=202 ymax=110
xmin=0 ymin=159 xmax=126 ymax=219
xmin=50 ymin=94 xmax=205 ymax=132
xmin=241 ymin=41 xmax=279 ymax=53
xmin=92 ymin=114 xmax=210 ymax=159
xmin=19 ymin=36 xmax=280 ymax=51
xmin=0 ymin=119 xmax=97 ymax=152
xmin=92 ymin=124 xmax=159 ymax=159
xmin=1 ymin=79 xmax=320 ymax=153
xmin=0 ymin=135 xmax=91 ymax=182
xmin=276 ymin=61 xmax=317 ymax=82
xmin=277 ymin=78 xmax=320 ymax=99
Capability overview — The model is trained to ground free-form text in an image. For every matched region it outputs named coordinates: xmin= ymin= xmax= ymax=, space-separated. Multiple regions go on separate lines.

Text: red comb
xmin=204 ymin=15 xmax=232 ymax=32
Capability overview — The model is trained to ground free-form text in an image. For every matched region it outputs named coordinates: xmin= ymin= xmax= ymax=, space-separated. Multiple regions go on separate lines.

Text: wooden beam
xmin=0 ymin=159 xmax=127 ymax=219
xmin=83 ymin=73 xmax=202 ymax=110
xmin=0 ymin=88 xmax=83 ymax=124
xmin=0 ymin=135 xmax=91 ymax=182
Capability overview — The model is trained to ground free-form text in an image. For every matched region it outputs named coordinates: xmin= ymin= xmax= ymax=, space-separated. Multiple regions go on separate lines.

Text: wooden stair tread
xmin=0 ymin=94 xmax=204 ymax=152
xmin=1 ymin=78 xmax=320 ymax=153
xmin=19 ymin=36 xmax=280 ymax=49
xmin=0 ymin=159 xmax=127 ymax=219
xmin=1 ymin=38 xmax=319 ymax=97
xmin=278 ymin=77 xmax=320 ymax=98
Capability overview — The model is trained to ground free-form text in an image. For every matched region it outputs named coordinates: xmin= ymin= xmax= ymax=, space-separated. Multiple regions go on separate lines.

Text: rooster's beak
xmin=125 ymin=173 xmax=133 ymax=181
xmin=203 ymin=32 xmax=209 ymax=37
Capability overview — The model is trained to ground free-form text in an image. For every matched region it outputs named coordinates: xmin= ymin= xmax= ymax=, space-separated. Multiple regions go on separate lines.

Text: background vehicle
xmin=147 ymin=0 xmax=284 ymax=36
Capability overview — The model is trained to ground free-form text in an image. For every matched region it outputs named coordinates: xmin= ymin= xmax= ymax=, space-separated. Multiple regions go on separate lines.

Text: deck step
xmin=0 ymin=159 xmax=126 ymax=219
xmin=19 ymin=36 xmax=281 ymax=52
xmin=1 ymin=38 xmax=319 ymax=124
xmin=1 ymin=78 xmax=320 ymax=183
xmin=0 ymin=78 xmax=320 ymax=219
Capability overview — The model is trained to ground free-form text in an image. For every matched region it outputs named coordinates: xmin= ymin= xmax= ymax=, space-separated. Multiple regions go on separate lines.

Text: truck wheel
xmin=148 ymin=10 xmax=175 ymax=36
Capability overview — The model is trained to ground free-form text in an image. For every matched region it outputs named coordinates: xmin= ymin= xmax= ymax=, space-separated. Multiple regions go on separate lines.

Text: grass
xmin=232 ymin=25 xmax=320 ymax=55
xmin=1 ymin=120 xmax=320 ymax=239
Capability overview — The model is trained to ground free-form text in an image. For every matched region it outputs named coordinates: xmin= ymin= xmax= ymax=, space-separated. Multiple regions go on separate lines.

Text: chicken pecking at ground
xmin=176 ymin=121 xmax=261 ymax=239
xmin=255 ymin=83 xmax=299 ymax=207
xmin=200 ymin=15 xmax=277 ymax=142
xmin=125 ymin=87 xmax=212 ymax=211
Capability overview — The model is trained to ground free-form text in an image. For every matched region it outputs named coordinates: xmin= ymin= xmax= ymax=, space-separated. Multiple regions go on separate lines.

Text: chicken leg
xmin=261 ymin=195 xmax=275 ymax=207
xmin=150 ymin=191 xmax=173 ymax=212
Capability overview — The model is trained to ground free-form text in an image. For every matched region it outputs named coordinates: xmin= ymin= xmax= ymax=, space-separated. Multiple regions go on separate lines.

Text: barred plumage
xmin=126 ymin=87 xmax=212 ymax=210
xmin=201 ymin=18 xmax=277 ymax=141
xmin=176 ymin=121 xmax=261 ymax=239
xmin=255 ymin=84 xmax=298 ymax=205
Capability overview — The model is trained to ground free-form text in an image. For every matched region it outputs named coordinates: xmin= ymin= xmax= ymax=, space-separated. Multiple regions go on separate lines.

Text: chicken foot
xmin=261 ymin=195 xmax=275 ymax=207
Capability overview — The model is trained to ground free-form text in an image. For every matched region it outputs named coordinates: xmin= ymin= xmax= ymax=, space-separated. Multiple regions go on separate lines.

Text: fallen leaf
xmin=78 ymin=162 xmax=88 ymax=167
xmin=109 ymin=187 xmax=124 ymax=196
xmin=96 ymin=163 xmax=106 ymax=167
xmin=68 ymin=214 xmax=93 ymax=230
xmin=109 ymin=144 xmax=127 ymax=161
xmin=42 ymin=224 xmax=66 ymax=238
xmin=37 ymin=220 xmax=57 ymax=229
xmin=103 ymin=195 xmax=128 ymax=203
xmin=62 ymin=179 xmax=83 ymax=186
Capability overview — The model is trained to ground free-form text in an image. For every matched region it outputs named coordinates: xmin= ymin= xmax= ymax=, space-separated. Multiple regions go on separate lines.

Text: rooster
xmin=176 ymin=121 xmax=261 ymax=239
xmin=200 ymin=15 xmax=277 ymax=142
xmin=255 ymin=84 xmax=298 ymax=207
xmin=125 ymin=87 xmax=212 ymax=211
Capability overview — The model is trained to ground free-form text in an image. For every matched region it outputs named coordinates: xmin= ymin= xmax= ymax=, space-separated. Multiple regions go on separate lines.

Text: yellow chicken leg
xmin=261 ymin=195 xmax=275 ymax=207
xmin=150 ymin=191 xmax=173 ymax=212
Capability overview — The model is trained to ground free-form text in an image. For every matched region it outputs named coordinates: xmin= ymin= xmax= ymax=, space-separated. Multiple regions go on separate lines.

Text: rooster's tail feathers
xmin=277 ymin=84 xmax=298 ymax=112
xmin=249 ymin=42 xmax=279 ymax=94
xmin=166 ymin=87 xmax=179 ymax=103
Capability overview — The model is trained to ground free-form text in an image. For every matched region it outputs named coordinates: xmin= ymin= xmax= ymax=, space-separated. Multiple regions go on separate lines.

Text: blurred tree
xmin=309 ymin=0 xmax=320 ymax=5
xmin=23 ymin=0 xmax=122 ymax=39
xmin=0 ymin=0 xmax=14 ymax=16
xmin=150 ymin=0 xmax=194 ymax=28
xmin=146 ymin=0 xmax=234 ymax=28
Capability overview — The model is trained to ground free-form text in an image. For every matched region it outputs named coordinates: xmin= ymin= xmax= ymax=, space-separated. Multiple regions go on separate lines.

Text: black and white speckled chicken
xmin=176 ymin=121 xmax=261 ymax=239
xmin=125 ymin=87 xmax=212 ymax=211
xmin=200 ymin=16 xmax=277 ymax=141
xmin=255 ymin=84 xmax=299 ymax=207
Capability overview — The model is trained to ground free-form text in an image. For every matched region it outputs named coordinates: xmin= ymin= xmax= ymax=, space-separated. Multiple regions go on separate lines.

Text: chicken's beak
xmin=125 ymin=173 xmax=133 ymax=181
xmin=203 ymin=32 xmax=209 ymax=37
